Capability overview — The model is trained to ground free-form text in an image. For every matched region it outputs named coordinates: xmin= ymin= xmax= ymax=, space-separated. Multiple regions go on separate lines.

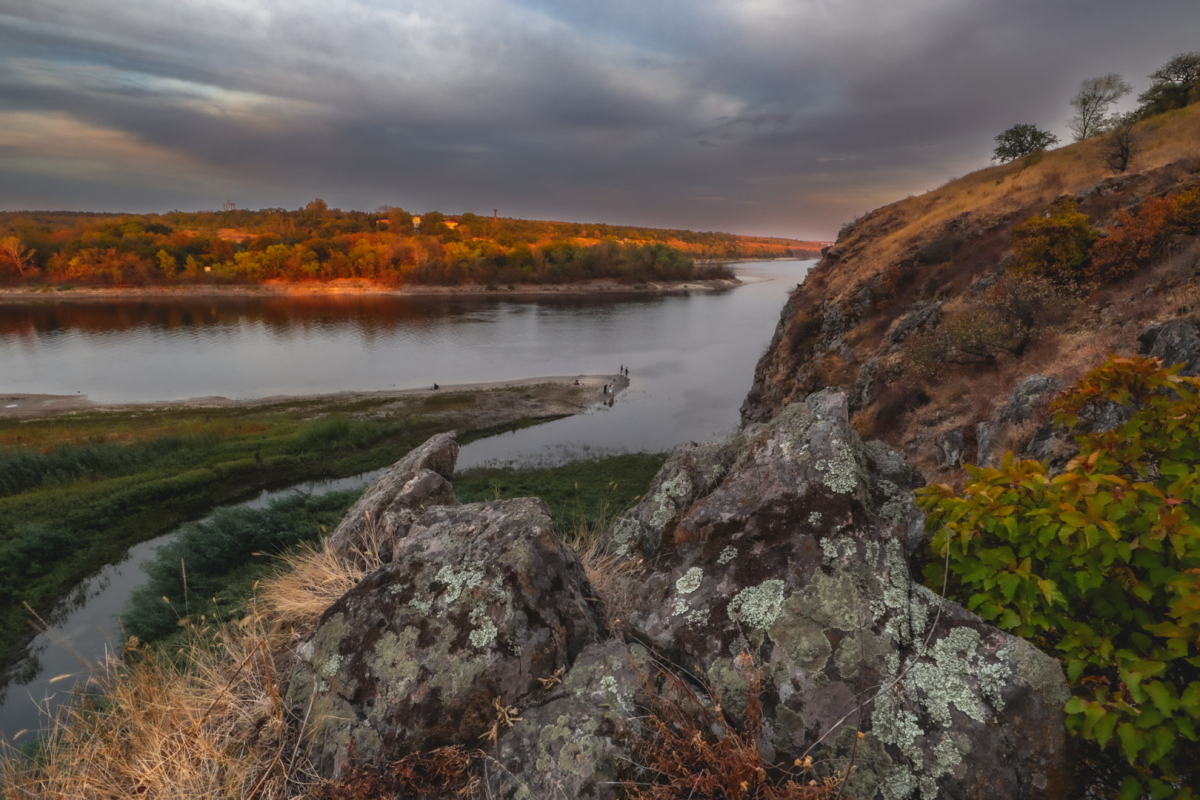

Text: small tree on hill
xmin=1105 ymin=112 xmax=1139 ymax=174
xmin=993 ymin=124 xmax=1059 ymax=163
xmin=1138 ymin=51 xmax=1200 ymax=117
xmin=1068 ymin=73 xmax=1133 ymax=141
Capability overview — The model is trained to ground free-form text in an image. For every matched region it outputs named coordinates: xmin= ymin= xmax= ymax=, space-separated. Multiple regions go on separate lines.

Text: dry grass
xmin=817 ymin=104 xmax=1200 ymax=304
xmin=0 ymin=489 xmax=647 ymax=799
xmin=257 ymin=526 xmax=387 ymax=640
xmin=0 ymin=611 xmax=303 ymax=800
xmin=0 ymin=519 xmax=392 ymax=799
xmin=306 ymin=746 xmax=479 ymax=800
xmin=621 ymin=652 xmax=849 ymax=800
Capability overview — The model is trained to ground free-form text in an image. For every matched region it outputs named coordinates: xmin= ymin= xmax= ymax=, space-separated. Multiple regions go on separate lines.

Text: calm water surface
xmin=0 ymin=260 xmax=811 ymax=740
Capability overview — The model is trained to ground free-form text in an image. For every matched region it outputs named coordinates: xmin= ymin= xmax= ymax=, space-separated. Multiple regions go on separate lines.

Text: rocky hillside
xmin=743 ymin=104 xmax=1200 ymax=483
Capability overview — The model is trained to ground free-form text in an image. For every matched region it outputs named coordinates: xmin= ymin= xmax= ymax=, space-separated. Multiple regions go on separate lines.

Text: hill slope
xmin=743 ymin=103 xmax=1200 ymax=481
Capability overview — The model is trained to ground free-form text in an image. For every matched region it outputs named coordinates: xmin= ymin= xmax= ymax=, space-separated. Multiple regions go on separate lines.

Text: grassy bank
xmin=0 ymin=388 xmax=572 ymax=668
xmin=121 ymin=451 xmax=667 ymax=647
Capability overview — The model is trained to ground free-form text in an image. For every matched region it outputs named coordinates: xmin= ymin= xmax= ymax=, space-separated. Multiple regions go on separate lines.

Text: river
xmin=0 ymin=260 xmax=812 ymax=741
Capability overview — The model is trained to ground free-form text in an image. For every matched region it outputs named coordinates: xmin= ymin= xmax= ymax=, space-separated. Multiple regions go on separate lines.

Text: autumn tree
xmin=1068 ymin=73 xmax=1132 ymax=141
xmin=993 ymin=123 xmax=1059 ymax=163
xmin=0 ymin=237 xmax=34 ymax=276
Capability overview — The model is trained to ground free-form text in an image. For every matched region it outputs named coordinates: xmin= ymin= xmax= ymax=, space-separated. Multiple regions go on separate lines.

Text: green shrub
xmin=1009 ymin=199 xmax=1097 ymax=283
xmin=917 ymin=356 xmax=1200 ymax=797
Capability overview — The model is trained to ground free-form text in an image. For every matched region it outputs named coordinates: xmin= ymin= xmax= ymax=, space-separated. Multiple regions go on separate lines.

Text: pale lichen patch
xmin=717 ymin=546 xmax=738 ymax=565
xmin=676 ymin=567 xmax=704 ymax=594
xmin=727 ymin=579 xmax=786 ymax=630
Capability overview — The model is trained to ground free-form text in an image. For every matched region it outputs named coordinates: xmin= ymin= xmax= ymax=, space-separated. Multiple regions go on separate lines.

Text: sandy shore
xmin=0 ymin=278 xmax=742 ymax=302
xmin=0 ymin=373 xmax=631 ymax=420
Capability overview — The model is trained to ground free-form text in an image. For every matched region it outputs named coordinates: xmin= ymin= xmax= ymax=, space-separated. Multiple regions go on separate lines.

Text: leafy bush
xmin=1088 ymin=197 xmax=1175 ymax=282
xmin=1170 ymin=187 xmax=1200 ymax=235
xmin=1009 ymin=199 xmax=1097 ymax=283
xmin=917 ymin=356 xmax=1200 ymax=797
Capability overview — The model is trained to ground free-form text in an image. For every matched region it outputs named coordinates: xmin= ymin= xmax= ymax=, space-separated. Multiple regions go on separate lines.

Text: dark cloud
xmin=0 ymin=0 xmax=1196 ymax=237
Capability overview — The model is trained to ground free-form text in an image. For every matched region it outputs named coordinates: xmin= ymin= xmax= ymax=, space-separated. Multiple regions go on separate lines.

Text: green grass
xmin=0 ymin=394 xmax=560 ymax=667
xmin=126 ymin=451 xmax=668 ymax=649
xmin=453 ymin=451 xmax=668 ymax=537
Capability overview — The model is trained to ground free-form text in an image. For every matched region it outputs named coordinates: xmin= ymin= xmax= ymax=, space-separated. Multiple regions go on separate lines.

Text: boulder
xmin=935 ymin=429 xmax=965 ymax=467
xmin=1138 ymin=317 xmax=1200 ymax=376
xmin=976 ymin=375 xmax=1060 ymax=466
xmin=599 ymin=439 xmax=733 ymax=564
xmin=614 ymin=391 xmax=1073 ymax=799
xmin=484 ymin=640 xmax=652 ymax=800
xmin=327 ymin=432 xmax=460 ymax=560
xmin=286 ymin=497 xmax=605 ymax=778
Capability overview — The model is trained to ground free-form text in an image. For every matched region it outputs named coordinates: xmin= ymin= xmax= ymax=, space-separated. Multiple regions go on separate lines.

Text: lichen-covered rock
xmin=327 ymin=432 xmax=460 ymax=560
xmin=485 ymin=640 xmax=651 ymax=800
xmin=598 ymin=439 xmax=733 ymax=564
xmin=286 ymin=498 xmax=605 ymax=778
xmin=1138 ymin=317 xmax=1200 ymax=376
xmin=620 ymin=390 xmax=1073 ymax=800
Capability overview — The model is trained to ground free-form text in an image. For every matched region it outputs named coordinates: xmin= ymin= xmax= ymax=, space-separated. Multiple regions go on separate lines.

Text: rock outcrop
xmin=975 ymin=374 xmax=1061 ymax=467
xmin=484 ymin=640 xmax=653 ymax=800
xmin=327 ymin=431 xmax=460 ymax=562
xmin=287 ymin=494 xmax=606 ymax=778
xmin=610 ymin=391 xmax=1073 ymax=800
xmin=1138 ymin=316 xmax=1200 ymax=376
xmin=288 ymin=405 xmax=1073 ymax=799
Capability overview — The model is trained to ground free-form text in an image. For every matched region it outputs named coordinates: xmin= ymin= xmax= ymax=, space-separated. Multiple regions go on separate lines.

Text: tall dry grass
xmin=0 ymin=491 xmax=642 ymax=798
xmin=0 ymin=520 xmax=390 ymax=799
xmin=0 ymin=611 xmax=299 ymax=800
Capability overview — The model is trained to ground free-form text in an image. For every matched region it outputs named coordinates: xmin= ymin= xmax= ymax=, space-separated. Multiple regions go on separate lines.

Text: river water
xmin=0 ymin=260 xmax=811 ymax=741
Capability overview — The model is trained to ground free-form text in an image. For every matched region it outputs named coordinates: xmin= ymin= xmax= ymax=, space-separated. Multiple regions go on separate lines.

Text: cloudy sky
xmin=0 ymin=1 xmax=1196 ymax=238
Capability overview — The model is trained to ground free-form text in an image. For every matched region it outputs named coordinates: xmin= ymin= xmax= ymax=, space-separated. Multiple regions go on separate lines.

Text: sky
xmin=0 ymin=1 xmax=1197 ymax=239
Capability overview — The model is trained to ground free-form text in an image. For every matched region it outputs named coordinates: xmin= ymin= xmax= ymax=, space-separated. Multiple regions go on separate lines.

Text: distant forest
xmin=0 ymin=203 xmax=820 ymax=288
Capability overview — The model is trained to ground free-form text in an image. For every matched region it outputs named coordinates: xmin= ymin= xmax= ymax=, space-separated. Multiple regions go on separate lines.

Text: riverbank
xmin=0 ymin=376 xmax=623 ymax=670
xmin=0 ymin=277 xmax=741 ymax=302
xmin=0 ymin=373 xmax=628 ymax=420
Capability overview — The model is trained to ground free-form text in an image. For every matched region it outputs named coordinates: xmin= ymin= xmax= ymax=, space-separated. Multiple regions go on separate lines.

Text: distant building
xmin=412 ymin=216 xmax=422 ymax=229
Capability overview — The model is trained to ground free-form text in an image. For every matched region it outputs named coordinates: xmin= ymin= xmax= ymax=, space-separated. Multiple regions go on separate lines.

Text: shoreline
xmin=0 ymin=373 xmax=630 ymax=419
xmin=0 ymin=277 xmax=744 ymax=302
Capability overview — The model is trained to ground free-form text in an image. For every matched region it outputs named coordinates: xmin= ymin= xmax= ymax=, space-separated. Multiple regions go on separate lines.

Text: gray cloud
xmin=0 ymin=0 xmax=1197 ymax=238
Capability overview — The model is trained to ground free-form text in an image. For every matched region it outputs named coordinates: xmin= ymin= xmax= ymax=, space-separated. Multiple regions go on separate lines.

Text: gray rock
xmin=599 ymin=439 xmax=733 ymax=564
xmin=326 ymin=432 xmax=461 ymax=561
xmin=848 ymin=358 xmax=880 ymax=410
xmin=935 ymin=429 xmax=965 ymax=467
xmin=618 ymin=391 xmax=1072 ymax=799
xmin=328 ymin=469 xmax=458 ymax=563
xmin=286 ymin=498 xmax=605 ymax=778
xmin=887 ymin=301 xmax=943 ymax=348
xmin=485 ymin=640 xmax=651 ymax=800
xmin=975 ymin=375 xmax=1061 ymax=466
xmin=1138 ymin=318 xmax=1200 ymax=376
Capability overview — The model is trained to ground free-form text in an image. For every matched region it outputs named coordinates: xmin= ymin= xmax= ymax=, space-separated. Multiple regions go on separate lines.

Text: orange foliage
xmin=1086 ymin=196 xmax=1174 ymax=282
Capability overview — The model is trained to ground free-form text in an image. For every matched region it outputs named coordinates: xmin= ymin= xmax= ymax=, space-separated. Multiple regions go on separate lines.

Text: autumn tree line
xmin=0 ymin=204 xmax=815 ymax=288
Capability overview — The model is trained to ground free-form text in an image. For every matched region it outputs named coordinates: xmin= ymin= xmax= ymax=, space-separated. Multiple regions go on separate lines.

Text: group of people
xmin=602 ymin=365 xmax=629 ymax=398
